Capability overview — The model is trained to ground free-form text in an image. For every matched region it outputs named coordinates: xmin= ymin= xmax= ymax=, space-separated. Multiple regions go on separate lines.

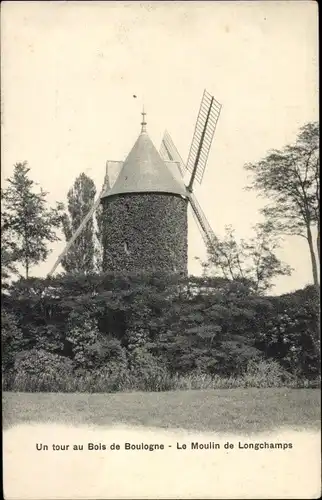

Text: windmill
xmin=48 ymin=90 xmax=221 ymax=276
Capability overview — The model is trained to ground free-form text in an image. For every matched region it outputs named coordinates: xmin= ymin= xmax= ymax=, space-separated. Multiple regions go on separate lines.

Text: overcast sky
xmin=1 ymin=1 xmax=319 ymax=294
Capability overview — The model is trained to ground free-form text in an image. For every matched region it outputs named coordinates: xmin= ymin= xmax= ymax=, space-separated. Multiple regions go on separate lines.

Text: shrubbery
xmin=9 ymin=349 xmax=73 ymax=392
xmin=2 ymin=310 xmax=25 ymax=374
xmin=2 ymin=273 xmax=320 ymax=392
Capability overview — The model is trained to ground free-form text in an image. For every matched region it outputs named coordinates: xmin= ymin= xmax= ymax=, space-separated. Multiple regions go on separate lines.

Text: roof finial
xmin=141 ymin=105 xmax=147 ymax=133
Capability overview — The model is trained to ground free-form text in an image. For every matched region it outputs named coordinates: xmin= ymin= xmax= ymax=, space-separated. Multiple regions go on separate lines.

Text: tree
xmin=202 ymin=223 xmax=292 ymax=294
xmin=61 ymin=173 xmax=97 ymax=274
xmin=1 ymin=196 xmax=19 ymax=286
xmin=244 ymin=122 xmax=320 ymax=287
xmin=1 ymin=162 xmax=64 ymax=279
xmin=253 ymin=285 xmax=320 ymax=377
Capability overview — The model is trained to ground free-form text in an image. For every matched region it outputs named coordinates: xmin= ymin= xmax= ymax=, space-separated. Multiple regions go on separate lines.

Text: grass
xmin=3 ymin=388 xmax=321 ymax=434
xmin=6 ymin=359 xmax=320 ymax=393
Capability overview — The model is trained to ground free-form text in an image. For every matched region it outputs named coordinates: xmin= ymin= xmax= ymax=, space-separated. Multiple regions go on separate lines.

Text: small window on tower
xmin=124 ymin=241 xmax=130 ymax=255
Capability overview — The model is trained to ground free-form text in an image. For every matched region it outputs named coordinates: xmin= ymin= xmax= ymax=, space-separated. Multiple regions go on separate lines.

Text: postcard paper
xmin=1 ymin=1 xmax=320 ymax=499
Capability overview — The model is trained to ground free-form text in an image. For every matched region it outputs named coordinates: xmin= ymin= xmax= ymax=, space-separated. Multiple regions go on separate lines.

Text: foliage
xmin=1 ymin=310 xmax=26 ymax=373
xmin=1 ymin=202 xmax=19 ymax=286
xmin=102 ymin=193 xmax=187 ymax=274
xmin=245 ymin=122 xmax=320 ymax=286
xmin=1 ymin=162 xmax=64 ymax=278
xmin=128 ymin=346 xmax=167 ymax=383
xmin=66 ymin=311 xmax=101 ymax=369
xmin=61 ymin=173 xmax=97 ymax=274
xmin=1 ymin=245 xmax=18 ymax=289
xmin=203 ymin=222 xmax=292 ymax=293
xmin=241 ymin=359 xmax=294 ymax=388
xmin=4 ymin=361 xmax=319 ymax=393
xmin=254 ymin=285 xmax=320 ymax=379
xmin=66 ymin=310 xmax=128 ymax=372
xmin=94 ymin=169 xmax=110 ymax=273
xmin=11 ymin=349 xmax=73 ymax=392
xmin=2 ymin=273 xmax=320 ymax=391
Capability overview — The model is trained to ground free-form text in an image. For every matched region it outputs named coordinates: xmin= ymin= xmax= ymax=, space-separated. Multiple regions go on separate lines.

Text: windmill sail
xmin=164 ymin=161 xmax=183 ymax=183
xmin=105 ymin=161 xmax=123 ymax=188
xmin=187 ymin=90 xmax=222 ymax=189
xmin=160 ymin=130 xmax=186 ymax=176
xmin=187 ymin=191 xmax=217 ymax=250
xmin=47 ymin=179 xmax=109 ymax=276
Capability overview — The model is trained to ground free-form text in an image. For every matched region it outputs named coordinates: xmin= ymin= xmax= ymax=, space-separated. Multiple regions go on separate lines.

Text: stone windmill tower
xmin=100 ymin=111 xmax=188 ymax=274
xmin=48 ymin=90 xmax=222 ymax=277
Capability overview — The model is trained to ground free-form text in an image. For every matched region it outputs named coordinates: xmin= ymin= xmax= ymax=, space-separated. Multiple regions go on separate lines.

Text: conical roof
xmin=102 ymin=130 xmax=187 ymax=199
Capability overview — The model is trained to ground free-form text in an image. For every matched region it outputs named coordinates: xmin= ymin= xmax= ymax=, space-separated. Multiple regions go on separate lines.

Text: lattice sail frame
xmin=160 ymin=130 xmax=186 ymax=176
xmin=187 ymin=191 xmax=217 ymax=250
xmin=186 ymin=89 xmax=221 ymax=188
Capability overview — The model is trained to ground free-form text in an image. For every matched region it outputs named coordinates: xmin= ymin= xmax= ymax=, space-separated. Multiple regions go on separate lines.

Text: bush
xmin=2 ymin=275 xmax=320 ymax=391
xmin=127 ymin=347 xmax=171 ymax=391
xmin=65 ymin=312 xmax=101 ymax=369
xmin=255 ymin=286 xmax=320 ymax=379
xmin=4 ymin=359 xmax=320 ymax=393
xmin=241 ymin=359 xmax=294 ymax=388
xmin=1 ymin=310 xmax=26 ymax=373
xmin=11 ymin=349 xmax=73 ymax=392
xmin=87 ymin=337 xmax=128 ymax=368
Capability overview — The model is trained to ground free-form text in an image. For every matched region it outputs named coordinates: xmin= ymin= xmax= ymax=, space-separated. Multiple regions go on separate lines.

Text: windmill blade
xmin=187 ymin=190 xmax=217 ymax=250
xmin=47 ymin=180 xmax=109 ymax=277
xmin=164 ymin=161 xmax=184 ymax=183
xmin=187 ymin=90 xmax=222 ymax=190
xmin=190 ymin=206 xmax=210 ymax=248
xmin=106 ymin=160 xmax=123 ymax=188
xmin=160 ymin=127 xmax=218 ymax=249
xmin=160 ymin=130 xmax=186 ymax=176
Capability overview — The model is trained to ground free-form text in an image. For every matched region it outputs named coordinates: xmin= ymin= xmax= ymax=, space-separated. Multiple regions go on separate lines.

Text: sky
xmin=1 ymin=1 xmax=319 ymax=294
